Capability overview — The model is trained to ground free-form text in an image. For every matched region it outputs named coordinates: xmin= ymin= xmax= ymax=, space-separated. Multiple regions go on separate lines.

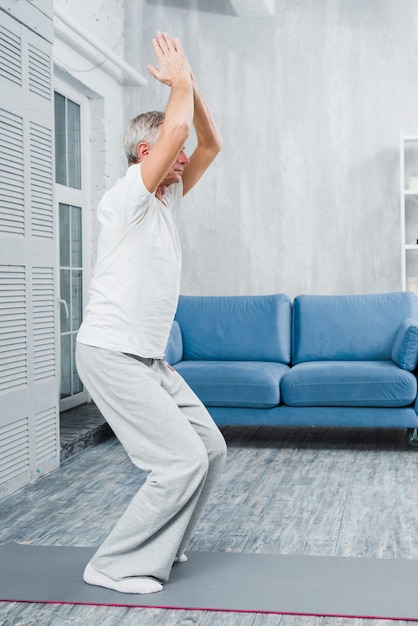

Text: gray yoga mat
xmin=1 ymin=542 xmax=418 ymax=620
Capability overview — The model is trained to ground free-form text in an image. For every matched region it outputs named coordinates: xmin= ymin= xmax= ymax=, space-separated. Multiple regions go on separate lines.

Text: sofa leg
xmin=406 ymin=428 xmax=418 ymax=448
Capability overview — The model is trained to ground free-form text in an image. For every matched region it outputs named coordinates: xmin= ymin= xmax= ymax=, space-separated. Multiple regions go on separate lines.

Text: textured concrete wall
xmin=54 ymin=0 xmax=127 ymax=261
xmin=123 ymin=0 xmax=418 ymax=298
xmin=55 ymin=0 xmax=125 ymax=54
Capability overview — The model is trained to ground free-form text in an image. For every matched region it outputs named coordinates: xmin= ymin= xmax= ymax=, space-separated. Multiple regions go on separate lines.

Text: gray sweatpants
xmin=75 ymin=343 xmax=227 ymax=583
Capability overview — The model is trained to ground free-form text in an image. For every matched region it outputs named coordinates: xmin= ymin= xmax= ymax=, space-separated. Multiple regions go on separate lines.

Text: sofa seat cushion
xmin=174 ymin=361 xmax=290 ymax=408
xmin=281 ymin=361 xmax=417 ymax=407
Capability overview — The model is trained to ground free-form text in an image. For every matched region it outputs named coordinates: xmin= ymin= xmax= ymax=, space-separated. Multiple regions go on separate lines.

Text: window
xmin=54 ymin=92 xmax=81 ymax=189
xmin=54 ymin=88 xmax=89 ymax=410
xmin=59 ymin=203 xmax=83 ymax=399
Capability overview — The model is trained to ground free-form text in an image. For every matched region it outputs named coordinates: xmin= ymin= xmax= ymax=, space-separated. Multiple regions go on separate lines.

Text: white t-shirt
xmin=77 ymin=163 xmax=183 ymax=359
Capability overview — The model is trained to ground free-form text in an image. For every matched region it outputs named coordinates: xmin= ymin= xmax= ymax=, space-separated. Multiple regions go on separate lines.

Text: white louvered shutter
xmin=0 ymin=1 xmax=58 ymax=497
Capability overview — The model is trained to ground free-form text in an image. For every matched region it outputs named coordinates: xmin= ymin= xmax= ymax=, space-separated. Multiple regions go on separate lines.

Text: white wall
xmin=124 ymin=0 xmax=418 ymax=299
xmin=56 ymin=0 xmax=125 ymax=56
xmin=53 ymin=0 xmax=128 ymax=260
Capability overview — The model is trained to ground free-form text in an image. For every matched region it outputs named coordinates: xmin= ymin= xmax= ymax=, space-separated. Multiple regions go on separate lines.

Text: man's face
xmin=160 ymin=147 xmax=190 ymax=187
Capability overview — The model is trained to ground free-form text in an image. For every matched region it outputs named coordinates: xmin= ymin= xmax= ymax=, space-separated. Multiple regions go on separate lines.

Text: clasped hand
xmin=147 ymin=31 xmax=191 ymax=87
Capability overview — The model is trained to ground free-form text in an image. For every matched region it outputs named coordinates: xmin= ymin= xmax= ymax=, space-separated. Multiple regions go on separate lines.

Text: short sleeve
xmin=107 ymin=164 xmax=152 ymax=225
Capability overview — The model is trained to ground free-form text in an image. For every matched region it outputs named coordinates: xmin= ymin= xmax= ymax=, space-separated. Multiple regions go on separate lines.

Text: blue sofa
xmin=165 ymin=292 xmax=418 ymax=447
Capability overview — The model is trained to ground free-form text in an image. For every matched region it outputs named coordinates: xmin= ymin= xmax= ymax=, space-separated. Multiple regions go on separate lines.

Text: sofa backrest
xmin=175 ymin=294 xmax=291 ymax=363
xmin=292 ymin=291 xmax=418 ymax=364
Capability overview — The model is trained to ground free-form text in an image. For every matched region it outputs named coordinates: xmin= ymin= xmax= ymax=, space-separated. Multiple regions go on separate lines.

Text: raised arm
xmin=140 ymin=32 xmax=194 ymax=194
xmin=181 ymin=73 xmax=223 ymax=196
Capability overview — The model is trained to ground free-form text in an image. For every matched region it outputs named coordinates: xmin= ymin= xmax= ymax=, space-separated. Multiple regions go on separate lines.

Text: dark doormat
xmin=1 ymin=542 xmax=418 ymax=621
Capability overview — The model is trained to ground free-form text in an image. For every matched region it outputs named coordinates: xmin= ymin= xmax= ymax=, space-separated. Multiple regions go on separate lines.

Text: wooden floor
xmin=1 ymin=419 xmax=418 ymax=625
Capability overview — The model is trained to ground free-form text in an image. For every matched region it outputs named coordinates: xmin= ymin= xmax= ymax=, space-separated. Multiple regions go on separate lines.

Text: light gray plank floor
xmin=1 ymin=425 xmax=418 ymax=625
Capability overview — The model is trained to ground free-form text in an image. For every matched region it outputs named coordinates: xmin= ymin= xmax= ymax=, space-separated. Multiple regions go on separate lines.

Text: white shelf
xmin=401 ymin=133 xmax=418 ymax=290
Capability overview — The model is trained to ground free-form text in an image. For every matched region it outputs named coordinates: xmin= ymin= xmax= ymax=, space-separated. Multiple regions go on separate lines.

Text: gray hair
xmin=123 ymin=111 xmax=165 ymax=164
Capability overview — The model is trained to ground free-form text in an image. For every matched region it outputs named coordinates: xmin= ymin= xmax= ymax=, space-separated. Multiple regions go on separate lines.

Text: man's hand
xmin=140 ymin=32 xmax=193 ymax=195
xmin=147 ymin=32 xmax=191 ymax=87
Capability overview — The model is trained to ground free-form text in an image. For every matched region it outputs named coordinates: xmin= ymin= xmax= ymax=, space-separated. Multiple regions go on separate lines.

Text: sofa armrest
xmin=165 ymin=320 xmax=183 ymax=365
xmin=391 ymin=318 xmax=418 ymax=371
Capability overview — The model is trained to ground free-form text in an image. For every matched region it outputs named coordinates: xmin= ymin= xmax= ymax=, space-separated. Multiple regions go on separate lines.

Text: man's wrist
xmin=171 ymin=75 xmax=193 ymax=90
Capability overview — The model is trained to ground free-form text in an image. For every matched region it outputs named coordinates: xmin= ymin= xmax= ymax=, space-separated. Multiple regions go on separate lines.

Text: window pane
xmin=60 ymin=334 xmax=71 ymax=398
xmin=71 ymin=206 xmax=82 ymax=267
xmin=72 ymin=334 xmax=83 ymax=394
xmin=55 ymin=91 xmax=85 ymax=405
xmin=59 ymin=203 xmax=70 ymax=267
xmin=67 ymin=99 xmax=81 ymax=189
xmin=60 ymin=269 xmax=71 ymax=332
xmin=72 ymin=269 xmax=82 ymax=330
xmin=54 ymin=92 xmax=66 ymax=185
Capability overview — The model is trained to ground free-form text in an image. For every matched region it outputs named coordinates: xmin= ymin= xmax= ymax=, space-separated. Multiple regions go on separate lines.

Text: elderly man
xmin=76 ymin=32 xmax=226 ymax=594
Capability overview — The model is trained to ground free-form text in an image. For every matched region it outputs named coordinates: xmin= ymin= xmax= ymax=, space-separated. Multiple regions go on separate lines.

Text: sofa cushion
xmin=281 ymin=361 xmax=417 ymax=407
xmin=175 ymin=294 xmax=291 ymax=363
xmin=292 ymin=292 xmax=418 ymax=364
xmin=391 ymin=318 xmax=418 ymax=371
xmin=174 ymin=361 xmax=290 ymax=408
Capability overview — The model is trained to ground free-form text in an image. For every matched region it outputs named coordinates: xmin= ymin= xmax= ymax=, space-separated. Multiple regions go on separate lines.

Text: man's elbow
xmin=172 ymin=120 xmax=192 ymax=146
xmin=216 ymin=135 xmax=223 ymax=154
xmin=210 ymin=135 xmax=223 ymax=160
xmin=161 ymin=120 xmax=191 ymax=153
xmin=206 ymin=133 xmax=223 ymax=160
